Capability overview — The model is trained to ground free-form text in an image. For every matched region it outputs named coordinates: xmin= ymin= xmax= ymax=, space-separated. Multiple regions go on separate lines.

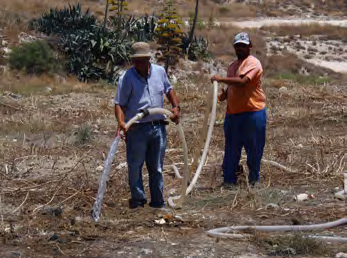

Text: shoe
xmin=250 ymin=181 xmax=263 ymax=189
xmin=220 ymin=182 xmax=238 ymax=190
xmin=249 ymin=182 xmax=265 ymax=194
xmin=128 ymin=199 xmax=147 ymax=209
xmin=149 ymin=202 xmax=165 ymax=209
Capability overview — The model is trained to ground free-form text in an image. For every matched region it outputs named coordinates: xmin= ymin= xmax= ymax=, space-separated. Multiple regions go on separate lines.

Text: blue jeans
xmin=222 ymin=108 xmax=266 ymax=184
xmin=126 ymin=123 xmax=166 ymax=208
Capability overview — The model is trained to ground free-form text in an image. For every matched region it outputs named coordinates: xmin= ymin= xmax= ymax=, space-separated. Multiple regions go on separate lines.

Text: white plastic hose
xmin=144 ymin=108 xmax=190 ymax=208
xmin=187 ymin=81 xmax=218 ymax=194
xmin=167 ymin=81 xmax=219 ymax=208
xmin=206 ymin=218 xmax=347 ymax=243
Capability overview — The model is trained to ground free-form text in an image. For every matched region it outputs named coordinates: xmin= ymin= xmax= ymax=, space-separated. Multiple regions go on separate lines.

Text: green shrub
xmin=9 ymin=40 xmax=57 ymax=75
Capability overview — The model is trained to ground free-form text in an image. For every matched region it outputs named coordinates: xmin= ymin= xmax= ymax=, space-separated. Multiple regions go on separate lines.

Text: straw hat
xmin=129 ymin=42 xmax=152 ymax=58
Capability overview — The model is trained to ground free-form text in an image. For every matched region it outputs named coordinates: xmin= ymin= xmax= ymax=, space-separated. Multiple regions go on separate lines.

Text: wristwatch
xmin=172 ymin=105 xmax=181 ymax=110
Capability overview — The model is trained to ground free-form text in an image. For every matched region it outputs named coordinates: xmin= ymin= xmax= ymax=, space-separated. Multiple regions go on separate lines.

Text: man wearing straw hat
xmin=115 ymin=42 xmax=180 ymax=209
xmin=211 ymin=32 xmax=267 ymax=189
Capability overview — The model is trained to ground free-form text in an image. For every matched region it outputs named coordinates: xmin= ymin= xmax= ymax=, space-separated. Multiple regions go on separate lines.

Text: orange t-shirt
xmin=226 ymin=55 xmax=266 ymax=114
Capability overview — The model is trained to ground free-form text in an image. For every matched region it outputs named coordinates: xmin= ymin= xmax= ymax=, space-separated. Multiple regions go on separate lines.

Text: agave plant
xmin=63 ymin=26 xmax=133 ymax=82
xmin=33 ymin=4 xmax=96 ymax=37
xmin=181 ymin=34 xmax=210 ymax=61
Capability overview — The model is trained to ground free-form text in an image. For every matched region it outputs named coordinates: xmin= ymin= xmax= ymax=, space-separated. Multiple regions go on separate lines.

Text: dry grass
xmin=261 ymin=24 xmax=347 ymax=41
xmin=264 ymin=53 xmax=340 ymax=81
xmin=254 ymin=233 xmax=330 ymax=256
xmin=258 ymin=0 xmax=347 ymax=17
xmin=194 ymin=25 xmax=267 ymax=65
xmin=0 ymin=70 xmax=346 ymax=256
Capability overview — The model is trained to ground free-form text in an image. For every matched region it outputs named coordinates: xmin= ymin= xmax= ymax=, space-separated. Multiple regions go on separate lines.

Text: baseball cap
xmin=234 ymin=32 xmax=251 ymax=45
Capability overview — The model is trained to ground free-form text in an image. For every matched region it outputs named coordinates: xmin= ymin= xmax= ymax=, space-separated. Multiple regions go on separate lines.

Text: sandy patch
xmin=230 ymin=18 xmax=347 ymax=29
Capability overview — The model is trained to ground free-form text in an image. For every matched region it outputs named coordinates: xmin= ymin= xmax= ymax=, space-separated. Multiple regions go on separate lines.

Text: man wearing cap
xmin=211 ymin=32 xmax=266 ymax=188
xmin=114 ymin=42 xmax=180 ymax=209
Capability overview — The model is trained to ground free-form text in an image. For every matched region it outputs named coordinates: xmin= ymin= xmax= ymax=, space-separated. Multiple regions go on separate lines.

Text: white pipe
xmin=206 ymin=218 xmax=347 ymax=242
xmin=164 ymin=164 xmax=183 ymax=179
xmin=186 ymin=81 xmax=218 ymax=194
xmin=167 ymin=81 xmax=219 ymax=208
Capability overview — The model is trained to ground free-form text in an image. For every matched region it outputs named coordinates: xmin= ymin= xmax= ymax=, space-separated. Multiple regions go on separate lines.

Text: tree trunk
xmin=186 ymin=0 xmax=199 ymax=57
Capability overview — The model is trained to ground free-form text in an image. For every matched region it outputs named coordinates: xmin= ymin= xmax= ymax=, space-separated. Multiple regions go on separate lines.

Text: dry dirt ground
xmin=0 ymin=65 xmax=346 ymax=257
xmin=0 ymin=0 xmax=347 ymax=257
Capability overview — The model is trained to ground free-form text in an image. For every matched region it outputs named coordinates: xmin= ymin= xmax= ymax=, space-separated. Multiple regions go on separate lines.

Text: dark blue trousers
xmin=222 ymin=108 xmax=266 ymax=184
xmin=126 ymin=123 xmax=166 ymax=208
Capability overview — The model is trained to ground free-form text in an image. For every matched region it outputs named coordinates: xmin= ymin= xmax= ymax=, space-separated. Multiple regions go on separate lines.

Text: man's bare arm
xmin=115 ymin=104 xmax=127 ymax=132
xmin=166 ymin=89 xmax=180 ymax=124
xmin=211 ymin=75 xmax=250 ymax=87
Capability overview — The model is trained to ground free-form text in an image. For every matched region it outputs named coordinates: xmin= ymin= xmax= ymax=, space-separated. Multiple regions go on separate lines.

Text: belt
xmin=133 ymin=120 xmax=169 ymax=126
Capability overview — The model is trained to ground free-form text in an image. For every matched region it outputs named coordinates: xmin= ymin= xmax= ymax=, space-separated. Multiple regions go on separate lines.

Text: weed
xmin=75 ymin=123 xmax=92 ymax=145
xmin=254 ymin=233 xmax=328 ymax=256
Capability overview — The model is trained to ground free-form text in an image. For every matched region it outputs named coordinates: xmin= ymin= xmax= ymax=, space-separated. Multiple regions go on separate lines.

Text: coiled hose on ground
xmin=206 ymin=218 xmax=347 ymax=243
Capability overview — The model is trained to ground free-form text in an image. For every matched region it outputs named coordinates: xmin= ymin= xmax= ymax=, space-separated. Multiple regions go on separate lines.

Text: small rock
xmin=3 ymin=47 xmax=11 ymax=54
xmin=115 ymin=162 xmax=127 ymax=169
xmin=297 ymin=144 xmax=303 ymax=148
xmin=45 ymin=87 xmax=53 ymax=93
xmin=336 ymin=253 xmax=347 ymax=258
xmin=294 ymin=193 xmax=315 ymax=201
xmin=140 ymin=249 xmax=152 ymax=255
xmin=18 ymin=32 xmax=39 ymax=44
xmin=96 ymin=165 xmax=103 ymax=171
xmin=265 ymin=203 xmax=279 ymax=210
xmin=154 ymin=218 xmax=166 ymax=225
xmin=279 ymin=86 xmax=288 ymax=93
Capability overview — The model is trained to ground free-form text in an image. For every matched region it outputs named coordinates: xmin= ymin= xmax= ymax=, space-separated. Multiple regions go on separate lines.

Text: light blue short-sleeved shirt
xmin=114 ymin=63 xmax=173 ymax=123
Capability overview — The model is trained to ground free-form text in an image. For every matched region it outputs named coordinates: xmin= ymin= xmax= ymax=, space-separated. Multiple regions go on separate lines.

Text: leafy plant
xmin=156 ymin=0 xmax=184 ymax=72
xmin=33 ymin=3 xmax=133 ymax=82
xmin=33 ymin=4 xmax=96 ymax=36
xmin=9 ymin=40 xmax=58 ymax=75
xmin=186 ymin=35 xmax=210 ymax=61
xmin=129 ymin=15 xmax=158 ymax=42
